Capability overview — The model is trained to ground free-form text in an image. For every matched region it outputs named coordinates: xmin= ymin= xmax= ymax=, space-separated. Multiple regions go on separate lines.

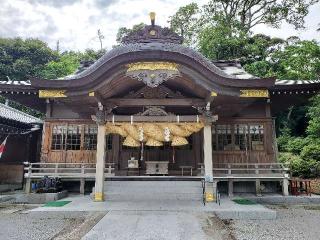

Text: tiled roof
xmin=275 ymin=79 xmax=320 ymax=85
xmin=0 ymin=80 xmax=31 ymax=86
xmin=212 ymin=61 xmax=257 ymax=79
xmin=0 ymin=103 xmax=42 ymax=124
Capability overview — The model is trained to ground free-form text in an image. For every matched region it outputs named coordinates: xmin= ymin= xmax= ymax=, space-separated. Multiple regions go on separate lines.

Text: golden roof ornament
xmin=121 ymin=12 xmax=183 ymax=44
xmin=149 ymin=12 xmax=156 ymax=26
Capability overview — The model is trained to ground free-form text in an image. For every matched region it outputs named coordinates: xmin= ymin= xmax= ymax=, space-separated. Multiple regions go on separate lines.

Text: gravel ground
xmin=0 ymin=204 xmax=106 ymax=240
xmin=230 ymin=205 xmax=320 ymax=240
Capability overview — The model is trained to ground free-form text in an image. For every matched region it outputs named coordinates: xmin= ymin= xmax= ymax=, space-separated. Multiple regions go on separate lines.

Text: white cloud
xmin=0 ymin=0 xmax=319 ymax=52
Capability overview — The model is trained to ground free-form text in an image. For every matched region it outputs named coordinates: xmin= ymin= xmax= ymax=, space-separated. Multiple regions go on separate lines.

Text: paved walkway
xmin=82 ymin=211 xmax=209 ymax=240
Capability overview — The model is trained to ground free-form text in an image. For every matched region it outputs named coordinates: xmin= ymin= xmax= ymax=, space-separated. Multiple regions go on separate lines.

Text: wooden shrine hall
xmin=1 ymin=13 xmax=320 ymax=202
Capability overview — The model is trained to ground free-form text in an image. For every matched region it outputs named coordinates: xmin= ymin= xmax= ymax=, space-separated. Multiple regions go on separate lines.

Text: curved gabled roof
xmin=28 ymin=42 xmax=275 ymax=93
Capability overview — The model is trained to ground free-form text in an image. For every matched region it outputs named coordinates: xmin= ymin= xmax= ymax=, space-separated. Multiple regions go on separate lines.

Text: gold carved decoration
xmin=39 ymin=90 xmax=66 ymax=98
xmin=240 ymin=89 xmax=269 ymax=98
xmin=149 ymin=30 xmax=156 ymax=36
xmin=126 ymin=62 xmax=179 ymax=72
xmin=89 ymin=91 xmax=95 ymax=97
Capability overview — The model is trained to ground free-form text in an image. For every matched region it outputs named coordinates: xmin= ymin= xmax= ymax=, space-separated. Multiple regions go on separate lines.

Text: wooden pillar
xmin=255 ymin=164 xmax=262 ymax=196
xmin=203 ymin=124 xmax=214 ymax=202
xmin=94 ymin=124 xmax=106 ymax=201
xmin=228 ymin=179 xmax=233 ymax=197
xmin=80 ymin=179 xmax=85 ymax=194
xmin=255 ymin=180 xmax=262 ymax=196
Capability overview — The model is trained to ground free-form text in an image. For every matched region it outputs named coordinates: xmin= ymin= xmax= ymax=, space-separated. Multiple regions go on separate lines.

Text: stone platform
xmin=29 ymin=181 xmax=276 ymax=220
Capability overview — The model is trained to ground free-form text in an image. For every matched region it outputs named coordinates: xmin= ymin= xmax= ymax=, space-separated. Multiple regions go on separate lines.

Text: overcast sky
xmin=1 ymin=0 xmax=319 ymax=51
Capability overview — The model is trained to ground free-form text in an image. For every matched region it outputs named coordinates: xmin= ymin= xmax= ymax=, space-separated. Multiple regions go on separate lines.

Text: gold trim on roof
xmin=39 ymin=90 xmax=66 ymax=98
xmin=240 ymin=89 xmax=269 ymax=98
xmin=126 ymin=62 xmax=179 ymax=72
xmin=211 ymin=91 xmax=218 ymax=97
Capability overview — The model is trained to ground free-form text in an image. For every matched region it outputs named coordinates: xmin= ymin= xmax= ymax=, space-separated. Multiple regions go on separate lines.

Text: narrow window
xmin=66 ymin=125 xmax=81 ymax=150
xmin=84 ymin=125 xmax=97 ymax=150
xmin=51 ymin=125 xmax=66 ymax=150
xmin=250 ymin=125 xmax=264 ymax=150
xmin=216 ymin=125 xmax=232 ymax=151
xmin=234 ymin=124 xmax=249 ymax=151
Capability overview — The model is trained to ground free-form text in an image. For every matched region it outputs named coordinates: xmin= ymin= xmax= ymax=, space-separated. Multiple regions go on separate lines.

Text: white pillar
xmin=203 ymin=124 xmax=214 ymax=202
xmin=94 ymin=124 xmax=106 ymax=201
xmin=282 ymin=178 xmax=289 ymax=196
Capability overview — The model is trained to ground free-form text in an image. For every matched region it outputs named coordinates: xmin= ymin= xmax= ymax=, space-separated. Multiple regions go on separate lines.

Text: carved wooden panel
xmin=125 ymin=85 xmax=184 ymax=99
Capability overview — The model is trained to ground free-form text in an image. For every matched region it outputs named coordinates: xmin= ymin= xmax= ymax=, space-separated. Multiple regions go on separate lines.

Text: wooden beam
xmin=106 ymin=98 xmax=205 ymax=107
xmin=105 ymin=115 xmax=203 ymax=122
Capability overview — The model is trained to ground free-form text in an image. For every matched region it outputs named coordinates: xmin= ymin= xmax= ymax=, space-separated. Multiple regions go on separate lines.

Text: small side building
xmin=0 ymin=101 xmax=42 ymax=191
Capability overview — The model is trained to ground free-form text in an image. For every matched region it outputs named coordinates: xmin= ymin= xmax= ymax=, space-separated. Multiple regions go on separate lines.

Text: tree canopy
xmin=0 ymin=38 xmax=58 ymax=81
xmin=169 ymin=0 xmax=319 ymax=45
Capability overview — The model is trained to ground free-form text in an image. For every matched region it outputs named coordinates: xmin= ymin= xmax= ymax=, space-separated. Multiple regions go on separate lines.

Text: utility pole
xmin=97 ymin=29 xmax=104 ymax=50
xmin=56 ymin=40 xmax=60 ymax=53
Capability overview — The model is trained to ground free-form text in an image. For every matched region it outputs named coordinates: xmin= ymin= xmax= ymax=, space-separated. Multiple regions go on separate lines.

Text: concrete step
xmin=104 ymin=181 xmax=203 ymax=201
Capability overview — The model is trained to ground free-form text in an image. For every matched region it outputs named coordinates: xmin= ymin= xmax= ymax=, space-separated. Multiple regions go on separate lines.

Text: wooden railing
xmin=212 ymin=163 xmax=289 ymax=179
xmin=24 ymin=162 xmax=115 ymax=179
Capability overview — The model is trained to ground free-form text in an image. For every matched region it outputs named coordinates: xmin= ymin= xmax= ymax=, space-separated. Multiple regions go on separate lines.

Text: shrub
xmin=278 ymin=152 xmax=317 ymax=178
xmin=286 ymin=137 xmax=310 ymax=155
xmin=301 ymin=142 xmax=320 ymax=162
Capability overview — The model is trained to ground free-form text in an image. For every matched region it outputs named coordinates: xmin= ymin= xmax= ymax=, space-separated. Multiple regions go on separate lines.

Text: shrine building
xmin=1 ymin=13 xmax=320 ymax=202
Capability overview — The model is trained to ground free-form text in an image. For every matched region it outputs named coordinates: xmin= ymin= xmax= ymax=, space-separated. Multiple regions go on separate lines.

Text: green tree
xmin=39 ymin=49 xmax=106 ymax=79
xmin=245 ymin=40 xmax=320 ymax=79
xmin=39 ymin=52 xmax=80 ymax=79
xmin=198 ymin=18 xmax=248 ymax=60
xmin=168 ymin=3 xmax=199 ymax=45
xmin=169 ymin=0 xmax=318 ymax=42
xmin=202 ymin=0 xmax=318 ymax=31
xmin=116 ymin=23 xmax=145 ymax=44
xmin=272 ymin=40 xmax=320 ymax=80
xmin=306 ymin=95 xmax=320 ymax=138
xmin=0 ymin=38 xmax=58 ymax=81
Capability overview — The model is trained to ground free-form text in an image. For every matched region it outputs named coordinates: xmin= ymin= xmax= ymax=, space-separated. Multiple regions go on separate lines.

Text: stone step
xmin=103 ymin=181 xmax=203 ymax=201
xmin=105 ymin=180 xmax=201 ymax=187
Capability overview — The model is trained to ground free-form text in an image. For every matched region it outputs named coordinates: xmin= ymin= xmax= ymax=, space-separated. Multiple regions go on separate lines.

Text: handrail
xmin=24 ymin=162 xmax=115 ymax=179
xmin=212 ymin=163 xmax=289 ymax=178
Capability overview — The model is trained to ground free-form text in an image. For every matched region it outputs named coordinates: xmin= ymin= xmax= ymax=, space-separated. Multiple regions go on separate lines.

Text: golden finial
xmin=149 ymin=12 xmax=156 ymax=26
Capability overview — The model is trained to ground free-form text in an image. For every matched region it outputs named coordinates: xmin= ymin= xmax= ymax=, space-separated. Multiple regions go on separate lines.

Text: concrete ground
xmin=83 ymin=211 xmax=233 ymax=240
xmin=29 ymin=194 xmax=276 ymax=220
